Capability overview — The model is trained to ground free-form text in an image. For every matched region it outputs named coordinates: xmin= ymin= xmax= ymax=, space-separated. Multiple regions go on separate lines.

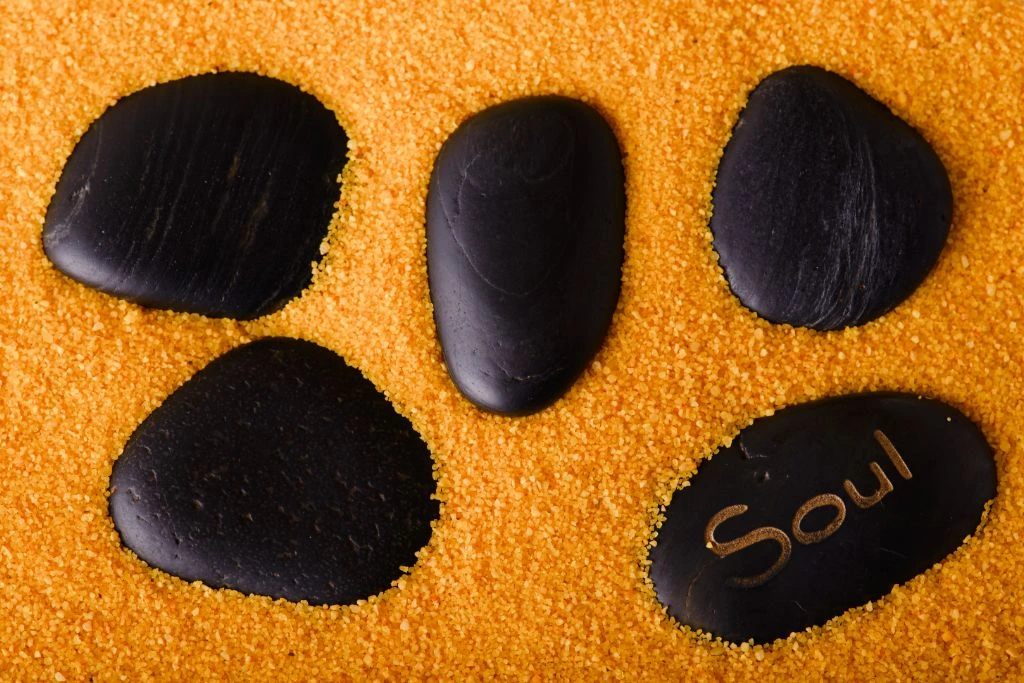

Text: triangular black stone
xmin=710 ymin=65 xmax=952 ymax=330
xmin=108 ymin=338 xmax=439 ymax=605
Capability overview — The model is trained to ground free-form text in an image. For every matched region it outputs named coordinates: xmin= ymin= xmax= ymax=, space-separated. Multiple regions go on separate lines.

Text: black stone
xmin=649 ymin=393 xmax=996 ymax=644
xmin=427 ymin=96 xmax=625 ymax=416
xmin=710 ymin=65 xmax=952 ymax=330
xmin=43 ymin=72 xmax=348 ymax=320
xmin=108 ymin=338 xmax=439 ymax=605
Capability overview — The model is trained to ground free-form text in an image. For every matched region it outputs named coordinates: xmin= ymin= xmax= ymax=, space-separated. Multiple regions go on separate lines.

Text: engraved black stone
xmin=649 ymin=393 xmax=996 ymax=644
xmin=108 ymin=338 xmax=438 ymax=605
xmin=710 ymin=65 xmax=952 ymax=330
xmin=427 ymin=96 xmax=625 ymax=416
xmin=43 ymin=72 xmax=348 ymax=320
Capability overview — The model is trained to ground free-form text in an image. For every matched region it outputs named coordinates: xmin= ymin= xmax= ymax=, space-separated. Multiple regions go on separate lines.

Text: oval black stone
xmin=710 ymin=65 xmax=952 ymax=330
xmin=108 ymin=338 xmax=439 ymax=605
xmin=649 ymin=393 xmax=996 ymax=644
xmin=427 ymin=96 xmax=625 ymax=416
xmin=43 ymin=72 xmax=348 ymax=320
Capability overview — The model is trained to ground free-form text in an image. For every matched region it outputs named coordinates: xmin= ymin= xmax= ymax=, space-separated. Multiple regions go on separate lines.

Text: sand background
xmin=1 ymin=0 xmax=1023 ymax=679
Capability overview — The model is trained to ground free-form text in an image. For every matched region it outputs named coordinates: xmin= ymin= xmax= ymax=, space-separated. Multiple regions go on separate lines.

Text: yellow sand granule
xmin=2 ymin=0 xmax=1023 ymax=679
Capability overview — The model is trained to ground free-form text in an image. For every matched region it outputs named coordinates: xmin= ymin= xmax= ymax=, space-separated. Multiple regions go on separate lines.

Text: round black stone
xmin=43 ymin=72 xmax=348 ymax=320
xmin=710 ymin=65 xmax=952 ymax=330
xmin=108 ymin=338 xmax=439 ymax=605
xmin=426 ymin=96 xmax=626 ymax=416
xmin=649 ymin=392 xmax=996 ymax=644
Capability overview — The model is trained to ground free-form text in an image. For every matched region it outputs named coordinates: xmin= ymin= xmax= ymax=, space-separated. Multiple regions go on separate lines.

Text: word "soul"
xmin=704 ymin=429 xmax=912 ymax=588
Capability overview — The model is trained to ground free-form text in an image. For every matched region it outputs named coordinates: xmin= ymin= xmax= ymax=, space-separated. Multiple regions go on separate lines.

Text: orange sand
xmin=1 ymin=0 xmax=1023 ymax=679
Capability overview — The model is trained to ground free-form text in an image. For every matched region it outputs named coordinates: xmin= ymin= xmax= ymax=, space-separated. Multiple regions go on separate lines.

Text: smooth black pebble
xmin=108 ymin=338 xmax=439 ymax=605
xmin=649 ymin=393 xmax=996 ymax=644
xmin=710 ymin=65 xmax=952 ymax=330
xmin=427 ymin=96 xmax=625 ymax=416
xmin=43 ymin=72 xmax=348 ymax=319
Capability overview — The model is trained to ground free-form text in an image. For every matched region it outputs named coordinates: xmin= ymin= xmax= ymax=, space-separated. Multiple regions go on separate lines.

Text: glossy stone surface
xmin=649 ymin=393 xmax=996 ymax=644
xmin=108 ymin=338 xmax=439 ymax=605
xmin=427 ymin=96 xmax=625 ymax=416
xmin=710 ymin=65 xmax=952 ymax=330
xmin=43 ymin=72 xmax=348 ymax=320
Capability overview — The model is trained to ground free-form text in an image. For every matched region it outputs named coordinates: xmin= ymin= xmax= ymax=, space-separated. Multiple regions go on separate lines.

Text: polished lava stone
xmin=43 ymin=72 xmax=348 ymax=320
xmin=710 ymin=65 xmax=952 ymax=330
xmin=649 ymin=393 xmax=996 ymax=644
xmin=427 ymin=96 xmax=625 ymax=416
xmin=108 ymin=338 xmax=439 ymax=605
